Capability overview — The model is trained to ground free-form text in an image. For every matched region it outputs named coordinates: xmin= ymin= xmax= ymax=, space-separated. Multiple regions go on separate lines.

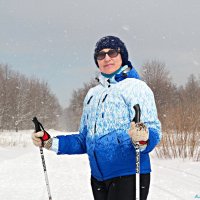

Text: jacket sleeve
xmin=127 ymin=80 xmax=162 ymax=153
xmin=140 ymin=83 xmax=162 ymax=154
xmin=56 ymin=97 xmax=89 ymax=155
xmin=56 ymin=124 xmax=87 ymax=155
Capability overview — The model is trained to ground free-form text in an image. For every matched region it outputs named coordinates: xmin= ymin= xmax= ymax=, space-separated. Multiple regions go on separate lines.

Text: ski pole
xmin=133 ymin=104 xmax=141 ymax=200
xmin=32 ymin=117 xmax=53 ymax=200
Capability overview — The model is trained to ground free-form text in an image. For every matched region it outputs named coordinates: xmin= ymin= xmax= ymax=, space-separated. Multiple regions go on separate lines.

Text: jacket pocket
xmin=116 ymin=129 xmax=132 ymax=145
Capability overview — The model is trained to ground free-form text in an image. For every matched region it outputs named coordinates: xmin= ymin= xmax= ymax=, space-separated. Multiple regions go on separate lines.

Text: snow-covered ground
xmin=0 ymin=130 xmax=199 ymax=200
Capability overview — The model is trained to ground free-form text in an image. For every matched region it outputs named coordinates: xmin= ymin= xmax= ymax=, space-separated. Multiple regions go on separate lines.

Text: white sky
xmin=0 ymin=0 xmax=200 ymax=107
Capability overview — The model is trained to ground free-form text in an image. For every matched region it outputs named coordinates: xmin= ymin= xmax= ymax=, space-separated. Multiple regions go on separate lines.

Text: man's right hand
xmin=32 ymin=131 xmax=44 ymax=147
xmin=32 ymin=131 xmax=52 ymax=149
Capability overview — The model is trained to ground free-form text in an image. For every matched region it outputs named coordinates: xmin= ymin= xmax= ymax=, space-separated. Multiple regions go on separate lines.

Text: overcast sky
xmin=0 ymin=0 xmax=200 ymax=107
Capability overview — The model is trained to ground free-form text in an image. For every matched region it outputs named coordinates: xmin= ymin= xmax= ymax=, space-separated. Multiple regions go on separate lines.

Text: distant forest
xmin=1 ymin=61 xmax=200 ymax=160
xmin=0 ymin=64 xmax=62 ymax=131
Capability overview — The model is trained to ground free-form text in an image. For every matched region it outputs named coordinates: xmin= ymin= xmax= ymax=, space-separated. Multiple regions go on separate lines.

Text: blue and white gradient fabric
xmin=53 ymin=66 xmax=162 ymax=181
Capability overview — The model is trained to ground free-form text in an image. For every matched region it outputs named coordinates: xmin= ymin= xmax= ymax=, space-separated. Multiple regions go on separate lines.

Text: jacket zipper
xmin=93 ymin=90 xmax=109 ymax=180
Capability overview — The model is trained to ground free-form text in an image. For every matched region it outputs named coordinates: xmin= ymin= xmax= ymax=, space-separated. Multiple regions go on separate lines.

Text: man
xmin=32 ymin=36 xmax=162 ymax=200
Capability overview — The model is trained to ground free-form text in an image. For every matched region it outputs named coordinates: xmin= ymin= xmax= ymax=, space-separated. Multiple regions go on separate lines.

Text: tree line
xmin=1 ymin=61 xmax=199 ymax=160
xmin=0 ymin=64 xmax=62 ymax=131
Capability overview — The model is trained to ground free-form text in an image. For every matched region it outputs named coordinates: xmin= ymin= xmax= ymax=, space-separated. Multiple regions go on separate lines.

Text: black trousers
xmin=91 ymin=174 xmax=150 ymax=200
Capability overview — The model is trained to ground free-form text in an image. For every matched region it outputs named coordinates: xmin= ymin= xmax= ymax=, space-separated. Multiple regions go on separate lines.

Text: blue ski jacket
xmin=56 ymin=65 xmax=162 ymax=181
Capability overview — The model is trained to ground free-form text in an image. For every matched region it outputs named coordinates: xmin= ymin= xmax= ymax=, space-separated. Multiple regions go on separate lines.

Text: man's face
xmin=97 ymin=48 xmax=122 ymax=74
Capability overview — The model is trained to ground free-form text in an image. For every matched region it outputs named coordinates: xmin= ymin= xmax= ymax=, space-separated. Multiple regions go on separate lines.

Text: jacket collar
xmin=97 ymin=65 xmax=140 ymax=87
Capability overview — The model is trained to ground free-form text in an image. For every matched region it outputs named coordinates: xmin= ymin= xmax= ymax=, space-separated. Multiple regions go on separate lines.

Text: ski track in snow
xmin=151 ymin=184 xmax=184 ymax=200
xmin=153 ymin=162 xmax=200 ymax=184
xmin=148 ymin=158 xmax=200 ymax=200
xmin=0 ymin=131 xmax=199 ymax=200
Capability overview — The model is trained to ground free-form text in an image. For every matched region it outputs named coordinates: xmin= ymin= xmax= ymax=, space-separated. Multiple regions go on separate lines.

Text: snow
xmin=0 ymin=130 xmax=199 ymax=200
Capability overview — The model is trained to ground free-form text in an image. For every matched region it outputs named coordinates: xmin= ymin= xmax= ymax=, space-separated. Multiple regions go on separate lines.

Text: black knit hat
xmin=94 ymin=36 xmax=129 ymax=67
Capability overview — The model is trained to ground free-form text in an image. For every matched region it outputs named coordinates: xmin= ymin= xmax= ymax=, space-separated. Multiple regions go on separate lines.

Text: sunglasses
xmin=96 ymin=49 xmax=120 ymax=60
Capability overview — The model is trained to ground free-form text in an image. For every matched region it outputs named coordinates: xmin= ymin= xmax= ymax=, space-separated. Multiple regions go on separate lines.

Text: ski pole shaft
xmin=39 ymin=147 xmax=52 ymax=200
xmin=32 ymin=117 xmax=53 ymax=200
xmin=133 ymin=104 xmax=141 ymax=200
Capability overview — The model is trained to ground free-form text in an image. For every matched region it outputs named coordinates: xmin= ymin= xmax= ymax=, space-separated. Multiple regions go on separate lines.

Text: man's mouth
xmin=104 ymin=64 xmax=113 ymax=68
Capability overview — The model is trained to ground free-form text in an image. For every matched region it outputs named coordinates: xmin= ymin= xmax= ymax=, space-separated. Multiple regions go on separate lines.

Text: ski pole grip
xmin=32 ymin=117 xmax=50 ymax=142
xmin=133 ymin=104 xmax=141 ymax=123
xmin=32 ymin=117 xmax=42 ymax=132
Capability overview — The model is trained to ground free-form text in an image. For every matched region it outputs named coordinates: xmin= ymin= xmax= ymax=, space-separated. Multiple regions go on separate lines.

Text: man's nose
xmin=104 ymin=54 xmax=111 ymax=61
